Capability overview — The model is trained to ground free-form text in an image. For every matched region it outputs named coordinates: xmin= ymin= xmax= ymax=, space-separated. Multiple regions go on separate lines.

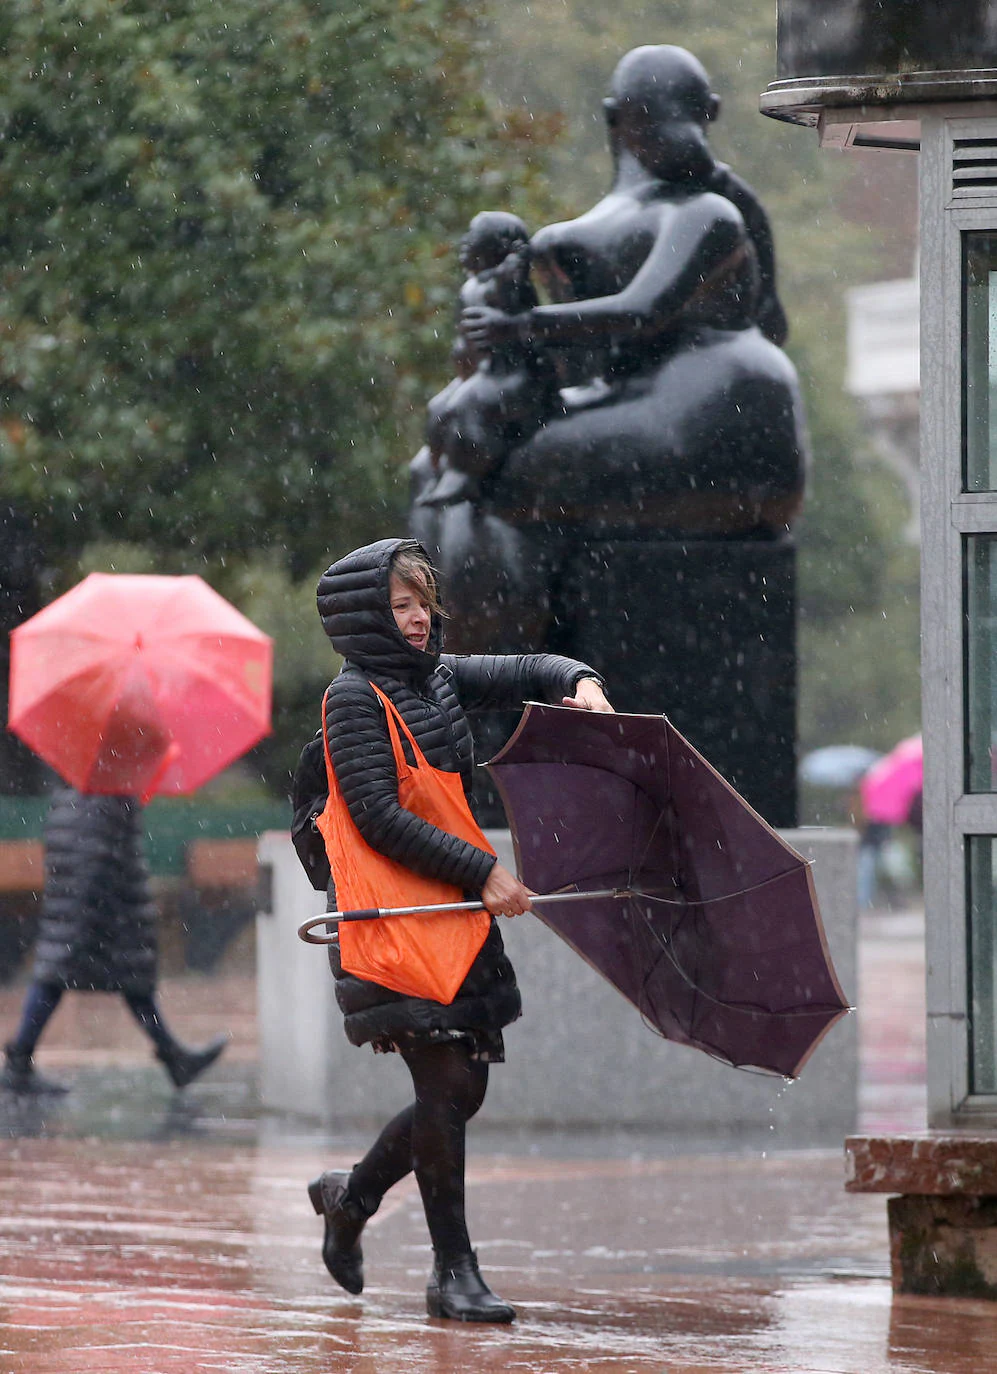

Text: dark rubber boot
xmin=426 ymin=1251 xmax=515 ymax=1323
xmin=307 ymin=1170 xmax=369 ymax=1295
xmin=156 ymin=1034 xmax=227 ymax=1089
xmin=0 ymin=1044 xmax=69 ymax=1096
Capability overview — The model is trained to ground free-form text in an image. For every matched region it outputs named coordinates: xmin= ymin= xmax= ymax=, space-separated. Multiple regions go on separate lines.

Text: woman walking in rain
xmin=1 ymin=787 xmax=228 ymax=1094
xmin=296 ymin=537 xmax=611 ymax=1322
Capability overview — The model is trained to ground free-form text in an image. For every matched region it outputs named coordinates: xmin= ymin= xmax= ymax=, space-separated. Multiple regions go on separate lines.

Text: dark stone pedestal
xmin=846 ymin=1133 xmax=997 ymax=1298
xmin=566 ymin=537 xmax=797 ymax=829
xmin=467 ymin=534 xmax=797 ymax=830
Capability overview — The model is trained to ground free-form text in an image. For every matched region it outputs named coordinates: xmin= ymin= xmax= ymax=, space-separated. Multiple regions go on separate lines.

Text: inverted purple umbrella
xmin=485 ymin=704 xmax=850 ymax=1079
xmin=298 ymin=705 xmax=850 ymax=1078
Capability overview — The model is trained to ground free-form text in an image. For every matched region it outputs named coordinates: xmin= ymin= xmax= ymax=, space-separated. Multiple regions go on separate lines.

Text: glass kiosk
xmin=763 ymin=0 xmax=997 ymax=1296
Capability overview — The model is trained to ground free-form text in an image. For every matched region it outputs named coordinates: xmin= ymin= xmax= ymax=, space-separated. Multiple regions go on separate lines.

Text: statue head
xmin=604 ymin=45 xmax=720 ymax=183
xmin=459 ymin=211 xmax=531 ymax=275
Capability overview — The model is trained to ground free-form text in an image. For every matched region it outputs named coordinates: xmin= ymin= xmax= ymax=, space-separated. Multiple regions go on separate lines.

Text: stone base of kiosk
xmin=257 ymin=827 xmax=857 ymax=1140
xmin=846 ymin=1134 xmax=997 ymax=1298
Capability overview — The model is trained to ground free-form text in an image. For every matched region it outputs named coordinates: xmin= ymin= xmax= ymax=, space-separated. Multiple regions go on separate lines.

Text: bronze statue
xmin=413 ymin=44 xmax=806 ymax=644
xmin=410 ymin=44 xmax=807 ymax=825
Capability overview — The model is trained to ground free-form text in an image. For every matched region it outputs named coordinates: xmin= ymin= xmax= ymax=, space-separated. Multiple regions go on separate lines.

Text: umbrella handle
xmin=298 ymin=901 xmax=487 ymax=945
xmin=298 ymin=915 xmax=347 ymax=945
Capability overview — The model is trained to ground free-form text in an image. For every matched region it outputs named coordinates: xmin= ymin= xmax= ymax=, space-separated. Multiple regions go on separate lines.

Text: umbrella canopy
xmin=799 ymin=744 xmax=882 ymax=789
xmin=486 ymin=705 xmax=850 ymax=1079
xmin=8 ymin=572 xmax=272 ymax=798
xmin=859 ymin=734 xmax=922 ymax=825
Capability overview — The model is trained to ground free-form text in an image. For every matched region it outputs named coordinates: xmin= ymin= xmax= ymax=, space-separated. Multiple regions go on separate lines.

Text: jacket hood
xmin=316 ymin=538 xmax=443 ymax=679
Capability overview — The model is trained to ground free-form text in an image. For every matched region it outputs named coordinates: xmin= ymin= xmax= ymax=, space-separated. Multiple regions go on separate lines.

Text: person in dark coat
xmin=1 ymin=788 xmax=227 ymax=1094
xmin=297 ymin=537 xmax=612 ymax=1323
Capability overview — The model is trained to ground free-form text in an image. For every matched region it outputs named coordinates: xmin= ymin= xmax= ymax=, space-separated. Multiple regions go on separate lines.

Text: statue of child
xmin=412 ymin=211 xmax=559 ymax=511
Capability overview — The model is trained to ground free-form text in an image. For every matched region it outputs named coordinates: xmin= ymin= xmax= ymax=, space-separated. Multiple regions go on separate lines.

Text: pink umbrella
xmin=8 ymin=573 xmax=272 ymax=800
xmin=859 ymin=734 xmax=922 ymax=825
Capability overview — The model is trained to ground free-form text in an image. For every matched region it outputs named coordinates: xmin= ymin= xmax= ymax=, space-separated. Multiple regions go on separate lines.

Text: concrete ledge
xmin=480 ymin=826 xmax=857 ymax=1138
xmin=256 ymin=826 xmax=857 ymax=1141
xmin=846 ymin=1133 xmax=997 ymax=1194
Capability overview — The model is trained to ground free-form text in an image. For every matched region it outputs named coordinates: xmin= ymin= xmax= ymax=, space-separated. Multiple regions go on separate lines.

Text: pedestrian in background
xmin=1 ymin=787 xmax=228 ymax=1094
xmin=296 ymin=538 xmax=612 ymax=1323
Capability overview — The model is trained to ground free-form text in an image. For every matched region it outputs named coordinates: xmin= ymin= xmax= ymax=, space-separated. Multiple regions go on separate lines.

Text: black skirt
xmin=332 ymin=919 xmax=521 ymax=1050
xmin=370 ymin=1026 xmax=506 ymax=1061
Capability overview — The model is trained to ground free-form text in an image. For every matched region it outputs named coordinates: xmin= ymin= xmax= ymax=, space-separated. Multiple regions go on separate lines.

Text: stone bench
xmin=0 ymin=836 xmax=259 ymax=980
xmin=0 ymin=840 xmax=44 ymax=894
xmin=846 ymin=1133 xmax=997 ymax=1297
xmin=186 ymin=838 xmax=259 ymax=889
xmin=0 ymin=837 xmax=259 ymax=895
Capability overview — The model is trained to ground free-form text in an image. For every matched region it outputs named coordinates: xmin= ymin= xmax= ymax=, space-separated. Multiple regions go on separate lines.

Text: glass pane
xmin=964 ymin=233 xmax=997 ymax=491
xmin=969 ymin=837 xmax=997 ymax=1092
xmin=966 ymin=535 xmax=997 ymax=791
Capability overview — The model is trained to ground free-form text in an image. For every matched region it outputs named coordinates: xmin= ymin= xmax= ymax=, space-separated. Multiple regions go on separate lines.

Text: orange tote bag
xmin=316 ymin=684 xmax=494 ymax=1004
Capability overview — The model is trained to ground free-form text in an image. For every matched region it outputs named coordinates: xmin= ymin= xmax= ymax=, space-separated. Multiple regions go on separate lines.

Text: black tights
xmin=349 ymin=1039 xmax=489 ymax=1264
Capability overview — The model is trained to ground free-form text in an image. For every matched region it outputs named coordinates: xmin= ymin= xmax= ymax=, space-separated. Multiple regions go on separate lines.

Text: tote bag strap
xmin=367 ymin=682 xmax=427 ymax=780
xmin=320 ymin=682 xmax=413 ymax=785
xmin=319 ymin=687 xmax=333 ymax=773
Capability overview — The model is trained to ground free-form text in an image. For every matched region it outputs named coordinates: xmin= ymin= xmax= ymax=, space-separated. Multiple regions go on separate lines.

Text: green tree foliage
xmin=0 ymin=0 xmax=559 ymax=795
xmin=0 ymin=0 xmax=552 ymax=574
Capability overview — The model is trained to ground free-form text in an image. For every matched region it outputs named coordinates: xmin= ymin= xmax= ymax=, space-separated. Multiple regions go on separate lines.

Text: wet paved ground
xmin=2 ymin=907 xmax=989 ymax=1374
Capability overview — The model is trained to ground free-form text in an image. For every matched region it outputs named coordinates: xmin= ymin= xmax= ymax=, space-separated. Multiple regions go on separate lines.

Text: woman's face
xmin=389 ymin=573 xmax=431 ymax=652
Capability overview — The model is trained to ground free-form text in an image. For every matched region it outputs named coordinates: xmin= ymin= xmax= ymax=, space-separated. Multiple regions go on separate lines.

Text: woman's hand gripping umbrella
xmin=301 ymin=703 xmax=850 ymax=1080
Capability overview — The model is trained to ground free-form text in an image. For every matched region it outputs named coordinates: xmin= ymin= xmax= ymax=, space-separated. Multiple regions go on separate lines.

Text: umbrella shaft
xmin=297 ymin=889 xmax=628 ymax=946
xmin=349 ymin=888 xmax=623 ymax=920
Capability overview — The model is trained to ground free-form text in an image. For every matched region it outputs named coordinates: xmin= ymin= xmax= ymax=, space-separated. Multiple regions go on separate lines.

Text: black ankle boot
xmin=307 ymin=1170 xmax=370 ymax=1295
xmin=0 ymin=1044 xmax=69 ymax=1095
xmin=426 ymin=1251 xmax=515 ymax=1323
xmin=155 ymin=1034 xmax=227 ymax=1089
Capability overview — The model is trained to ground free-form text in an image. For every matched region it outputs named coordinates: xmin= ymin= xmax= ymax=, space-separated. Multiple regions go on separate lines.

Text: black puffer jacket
xmin=315 ymin=537 xmax=601 ymax=1046
xmin=32 ymin=788 xmax=157 ymax=995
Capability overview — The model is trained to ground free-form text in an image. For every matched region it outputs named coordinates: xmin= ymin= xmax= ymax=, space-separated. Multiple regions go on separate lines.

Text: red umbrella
xmin=8 ymin=572 xmax=272 ymax=798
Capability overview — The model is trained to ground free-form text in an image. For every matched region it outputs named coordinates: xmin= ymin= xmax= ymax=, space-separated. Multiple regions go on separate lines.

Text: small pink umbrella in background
xmin=859 ymin=734 xmax=923 ymax=825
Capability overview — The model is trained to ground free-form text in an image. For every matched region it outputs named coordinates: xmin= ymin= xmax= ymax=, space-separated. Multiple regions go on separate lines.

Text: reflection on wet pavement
xmin=0 ymin=1133 xmax=990 ymax=1374
xmin=0 ymin=909 xmax=990 ymax=1372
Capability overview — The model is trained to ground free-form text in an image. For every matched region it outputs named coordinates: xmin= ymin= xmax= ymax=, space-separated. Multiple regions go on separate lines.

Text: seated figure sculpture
xmin=412 ymin=43 xmax=808 ymax=653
